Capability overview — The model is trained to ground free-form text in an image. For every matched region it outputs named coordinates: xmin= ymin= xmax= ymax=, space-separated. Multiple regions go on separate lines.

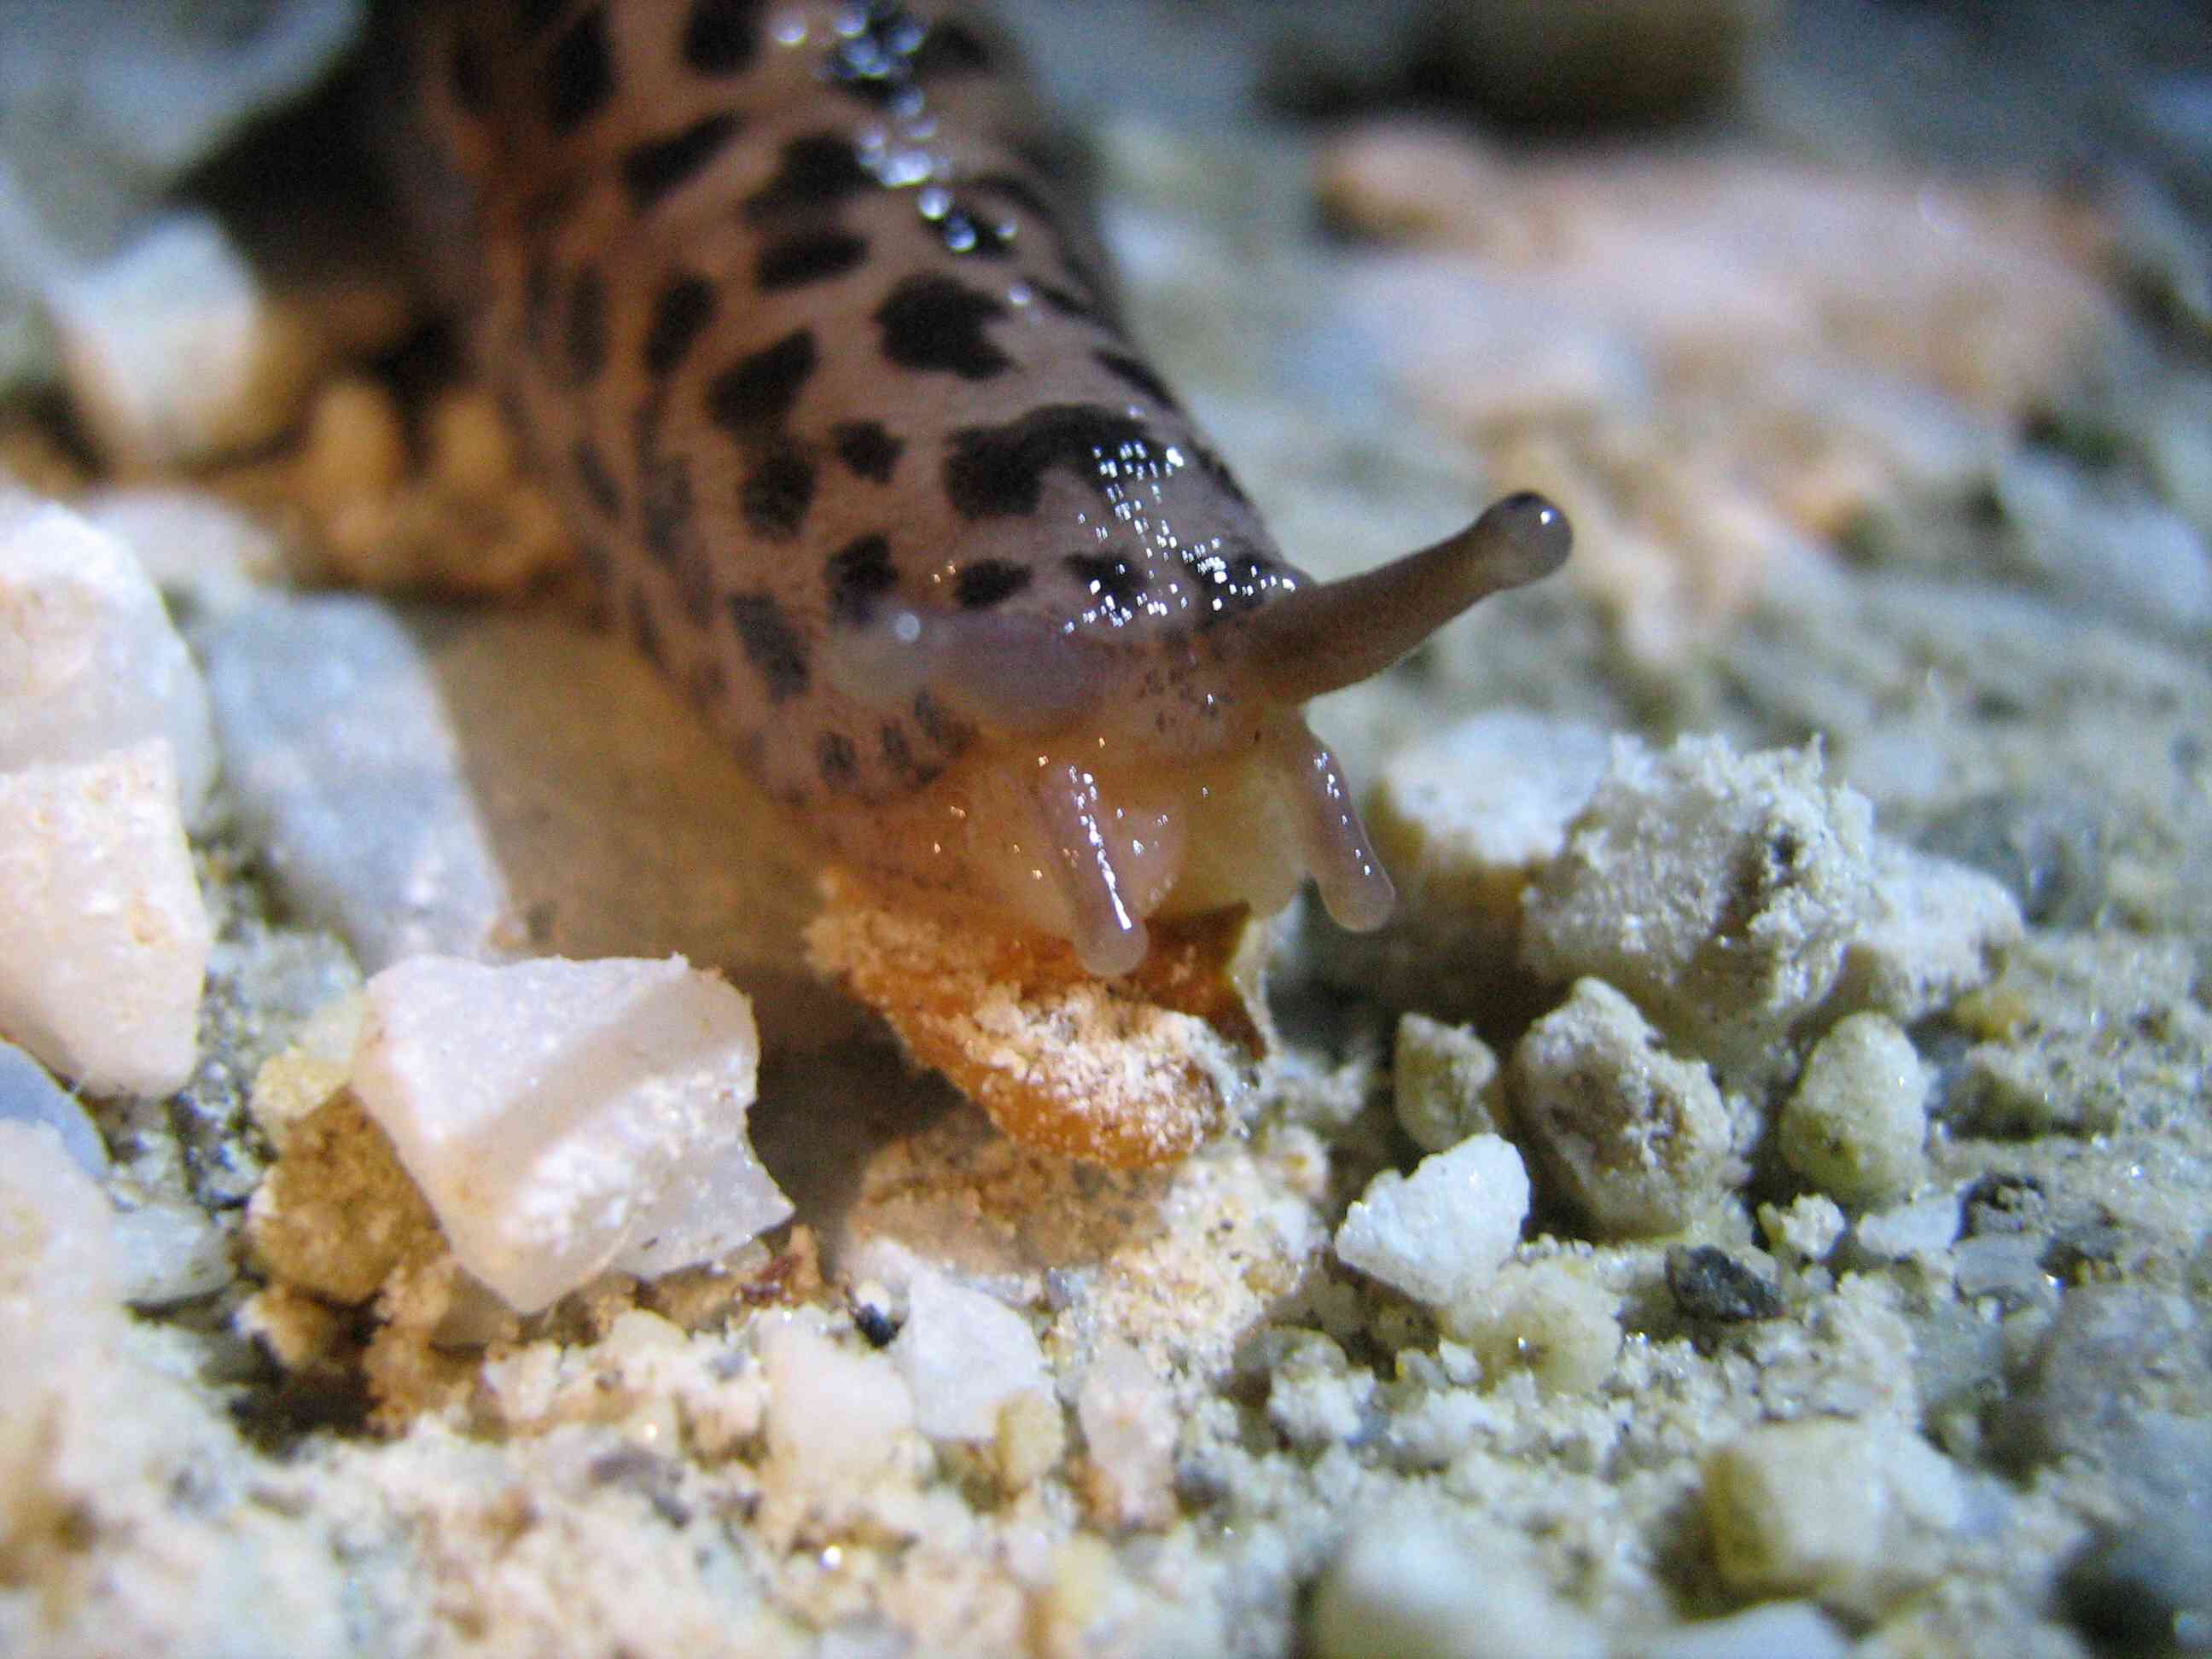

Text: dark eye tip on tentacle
xmin=1243 ymin=490 xmax=1572 ymax=707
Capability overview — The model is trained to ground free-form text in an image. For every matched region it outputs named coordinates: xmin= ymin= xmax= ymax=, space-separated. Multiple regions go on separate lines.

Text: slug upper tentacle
xmin=410 ymin=0 xmax=1570 ymax=977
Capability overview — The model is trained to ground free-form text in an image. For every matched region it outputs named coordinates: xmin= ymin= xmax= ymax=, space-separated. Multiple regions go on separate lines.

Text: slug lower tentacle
xmin=405 ymin=0 xmax=1569 ymax=978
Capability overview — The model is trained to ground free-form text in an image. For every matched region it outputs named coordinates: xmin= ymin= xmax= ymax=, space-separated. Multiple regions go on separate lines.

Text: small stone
xmin=1758 ymin=1193 xmax=1847 ymax=1266
xmin=1916 ymin=791 xmax=2104 ymax=929
xmin=1076 ymin=1339 xmax=1178 ymax=1531
xmin=1393 ymin=1014 xmax=1503 ymax=1152
xmin=1852 ymin=1192 xmax=1961 ymax=1263
xmin=1510 ymin=978 xmax=1738 ymax=1237
xmin=992 ymin=1388 xmax=1067 ymax=1492
xmin=46 ymin=211 xmax=319 ymax=469
xmin=0 ymin=1039 xmax=106 ymax=1177
xmin=1960 ymin=1172 xmax=2049 ymax=1237
xmin=1265 ymin=1330 xmax=1377 ymax=1449
xmin=1331 ymin=711 xmax=1610 ymax=1015
xmin=1310 ymin=1511 xmax=1606 ymax=1659
xmin=1703 ymin=1420 xmax=1965 ymax=1610
xmin=1834 ymin=840 xmax=2024 ymax=1022
xmin=0 ymin=742 xmax=210 ymax=1097
xmin=1778 ymin=1012 xmax=1929 ymax=1207
xmin=888 ymin=1267 xmax=1049 ymax=1444
xmin=1444 ymin=1259 xmax=1622 ymax=1395
xmin=1522 ymin=736 xmax=1878 ymax=1088
xmin=0 ymin=492 xmax=217 ymax=824
xmin=110 ymin=1198 xmax=233 ymax=1308
xmin=1335 ymin=1132 xmax=1529 ymax=1306
xmin=1629 ymin=1602 xmax=1850 ymax=1659
xmin=1665 ymin=1245 xmax=1784 ymax=1323
xmin=760 ymin=1322 xmax=917 ymax=1514
xmin=350 ymin=954 xmax=787 ymax=1314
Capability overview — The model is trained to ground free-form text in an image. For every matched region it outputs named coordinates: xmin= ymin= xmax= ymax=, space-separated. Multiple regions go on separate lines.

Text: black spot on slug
xmin=522 ymin=254 xmax=555 ymax=352
xmin=742 ymin=439 xmax=818 ymax=538
xmin=954 ymin=561 xmax=1032 ymax=609
xmin=639 ymin=454 xmax=693 ymax=565
xmin=642 ymin=274 xmax=716 ymax=378
xmin=874 ymin=275 xmax=1010 ymax=379
xmin=681 ymin=0 xmax=764 ymax=74
xmin=565 ymin=266 xmax=607 ymax=383
xmin=628 ymin=585 xmax=665 ymax=668
xmin=754 ymin=229 xmax=870 ymax=292
xmin=1092 ymin=349 xmax=1180 ymax=412
xmin=707 ymin=329 xmax=817 ymax=434
xmin=831 ymin=421 xmax=902 ymax=483
xmin=743 ymin=132 xmax=877 ymax=222
xmin=620 ymin=113 xmax=743 ymax=212
xmin=545 ymin=5 xmax=614 ymax=131
xmin=943 ymin=404 xmax=1154 ymax=519
xmin=877 ymin=722 xmax=914 ymax=777
xmin=513 ymin=0 xmax=565 ymax=42
xmin=816 ymin=730 xmax=859 ymax=791
xmin=727 ymin=591 xmax=809 ymax=701
xmin=571 ymin=437 xmax=622 ymax=518
xmin=450 ymin=33 xmax=491 ymax=115
xmin=826 ymin=533 xmax=898 ymax=623
xmin=911 ymin=688 xmax=968 ymax=752
xmin=1065 ymin=552 xmax=1147 ymax=612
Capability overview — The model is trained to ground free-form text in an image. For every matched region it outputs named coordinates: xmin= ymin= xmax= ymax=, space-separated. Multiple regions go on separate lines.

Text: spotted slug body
xmin=410 ymin=0 xmax=1569 ymax=975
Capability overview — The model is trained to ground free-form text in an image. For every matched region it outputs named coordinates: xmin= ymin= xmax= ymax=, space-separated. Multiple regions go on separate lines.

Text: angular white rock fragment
xmin=1522 ymin=735 xmax=1877 ymax=1086
xmin=1335 ymin=1133 xmax=1529 ymax=1307
xmin=0 ymin=1038 xmax=106 ymax=1176
xmin=1703 ymin=1419 xmax=1966 ymax=1611
xmin=0 ymin=492 xmax=216 ymax=824
xmin=1310 ymin=1511 xmax=1606 ymax=1659
xmin=350 ymin=954 xmax=787 ymax=1313
xmin=1076 ymin=1338 xmax=1179 ymax=1530
xmin=1511 ymin=979 xmax=1738 ymax=1237
xmin=110 ymin=1197 xmax=232 ymax=1308
xmin=1758 ymin=1193 xmax=1847 ymax=1266
xmin=45 ymin=211 xmax=317 ymax=469
xmin=0 ymin=742 xmax=210 ymax=1095
xmin=1852 ymin=1191 xmax=1961 ymax=1263
xmin=1778 ymin=1012 xmax=1929 ymax=1205
xmin=1444 ymin=1260 xmax=1622 ymax=1396
xmin=889 ymin=1266 xmax=1050 ymax=1443
xmin=760 ymin=1322 xmax=917 ymax=1505
xmin=1629 ymin=1602 xmax=1850 ymax=1659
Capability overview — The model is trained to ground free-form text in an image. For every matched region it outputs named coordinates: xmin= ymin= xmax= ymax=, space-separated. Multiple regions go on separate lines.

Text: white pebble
xmin=1076 ymin=1338 xmax=1179 ymax=1529
xmin=0 ymin=1038 xmax=106 ymax=1176
xmin=45 ymin=211 xmax=317 ymax=469
xmin=1393 ymin=1013 xmax=1503 ymax=1153
xmin=1627 ymin=1602 xmax=1850 ymax=1659
xmin=760 ymin=1322 xmax=917 ymax=1506
xmin=0 ymin=742 xmax=210 ymax=1096
xmin=79 ymin=486 xmax=281 ymax=613
xmin=110 ymin=1198 xmax=232 ymax=1308
xmin=0 ymin=492 xmax=217 ymax=824
xmin=1522 ymin=735 xmax=1877 ymax=1087
xmin=349 ymin=954 xmax=788 ymax=1313
xmin=889 ymin=1267 xmax=1050 ymax=1444
xmin=1778 ymin=1012 xmax=1929 ymax=1205
xmin=1703 ymin=1419 xmax=1965 ymax=1610
xmin=1335 ymin=1132 xmax=1529 ymax=1307
xmin=1837 ymin=839 xmax=2023 ymax=1023
xmin=1310 ymin=1512 xmax=1605 ymax=1659
xmin=1852 ymin=1190 xmax=1961 ymax=1263
xmin=1511 ymin=979 xmax=1738 ymax=1237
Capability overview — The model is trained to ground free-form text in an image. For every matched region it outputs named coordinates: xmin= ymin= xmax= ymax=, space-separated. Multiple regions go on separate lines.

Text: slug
xmin=404 ymin=0 xmax=1569 ymax=979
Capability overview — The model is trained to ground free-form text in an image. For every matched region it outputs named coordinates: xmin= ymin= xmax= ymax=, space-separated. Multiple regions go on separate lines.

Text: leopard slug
xmin=406 ymin=0 xmax=1569 ymax=977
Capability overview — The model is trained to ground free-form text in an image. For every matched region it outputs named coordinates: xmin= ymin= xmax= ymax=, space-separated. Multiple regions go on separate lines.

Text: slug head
xmin=821 ymin=491 xmax=1570 ymax=975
